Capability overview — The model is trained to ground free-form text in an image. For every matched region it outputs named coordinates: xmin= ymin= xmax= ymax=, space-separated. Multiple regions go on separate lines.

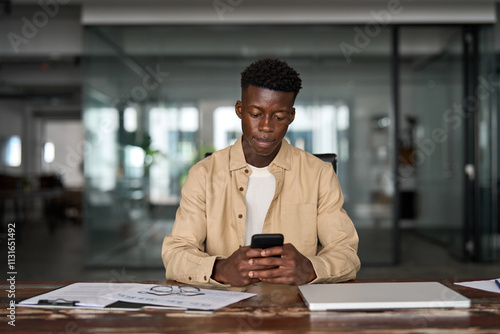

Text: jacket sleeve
xmin=307 ymin=163 xmax=361 ymax=283
xmin=161 ymin=162 xmax=228 ymax=286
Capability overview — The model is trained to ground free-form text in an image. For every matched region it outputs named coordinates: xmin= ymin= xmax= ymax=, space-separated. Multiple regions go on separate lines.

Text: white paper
xmin=18 ymin=282 xmax=147 ymax=308
xmin=455 ymin=278 xmax=500 ymax=294
xmin=104 ymin=284 xmax=256 ymax=311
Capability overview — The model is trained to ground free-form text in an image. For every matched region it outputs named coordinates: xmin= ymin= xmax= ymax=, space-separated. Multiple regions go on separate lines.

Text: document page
xmin=455 ymin=278 xmax=500 ymax=294
xmin=104 ymin=284 xmax=256 ymax=311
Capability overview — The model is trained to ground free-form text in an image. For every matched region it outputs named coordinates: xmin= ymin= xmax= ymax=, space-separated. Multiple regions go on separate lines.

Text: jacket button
xmin=188 ymin=277 xmax=192 ymax=280
xmin=245 ymin=169 xmax=249 ymax=173
xmin=239 ymin=187 xmax=244 ymax=191
xmin=238 ymin=214 xmax=243 ymax=219
xmin=204 ymin=276 xmax=207 ymax=281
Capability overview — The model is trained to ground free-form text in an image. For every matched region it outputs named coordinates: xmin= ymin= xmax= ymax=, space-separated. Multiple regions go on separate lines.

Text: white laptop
xmin=298 ymin=282 xmax=471 ymax=311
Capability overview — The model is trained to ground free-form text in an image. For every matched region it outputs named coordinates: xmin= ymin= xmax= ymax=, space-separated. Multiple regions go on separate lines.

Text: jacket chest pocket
xmin=280 ymin=204 xmax=317 ymax=254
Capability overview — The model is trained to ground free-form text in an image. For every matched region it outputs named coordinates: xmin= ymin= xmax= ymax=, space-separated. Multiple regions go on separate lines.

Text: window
xmin=213 ymin=106 xmax=241 ymax=150
xmin=124 ymin=107 xmax=138 ymax=132
xmin=5 ymin=136 xmax=22 ymax=167
xmin=43 ymin=142 xmax=55 ymax=163
xmin=149 ymin=106 xmax=199 ymax=204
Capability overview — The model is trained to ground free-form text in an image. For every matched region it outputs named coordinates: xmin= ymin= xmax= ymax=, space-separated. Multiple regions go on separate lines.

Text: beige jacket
xmin=162 ymin=136 xmax=360 ymax=286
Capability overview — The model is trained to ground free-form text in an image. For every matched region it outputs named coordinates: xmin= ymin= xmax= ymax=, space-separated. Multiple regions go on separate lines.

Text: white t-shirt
xmin=244 ymin=164 xmax=276 ymax=246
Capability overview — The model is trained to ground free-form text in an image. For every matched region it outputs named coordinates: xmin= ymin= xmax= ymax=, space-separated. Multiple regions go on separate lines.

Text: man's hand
xmin=211 ymin=244 xmax=317 ymax=286
xmin=248 ymin=243 xmax=317 ymax=285
xmin=211 ymin=246 xmax=275 ymax=286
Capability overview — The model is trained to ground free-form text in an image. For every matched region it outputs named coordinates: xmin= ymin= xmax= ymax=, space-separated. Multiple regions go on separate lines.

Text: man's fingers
xmin=260 ymin=246 xmax=283 ymax=257
xmin=246 ymin=246 xmax=284 ymax=258
xmin=246 ymin=248 xmax=264 ymax=258
xmin=249 ymin=256 xmax=281 ymax=267
xmin=259 ymin=276 xmax=297 ymax=285
xmin=249 ymin=267 xmax=283 ymax=279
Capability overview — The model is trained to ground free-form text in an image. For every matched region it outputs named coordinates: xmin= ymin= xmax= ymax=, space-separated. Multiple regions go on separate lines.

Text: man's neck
xmin=242 ymin=142 xmax=281 ymax=168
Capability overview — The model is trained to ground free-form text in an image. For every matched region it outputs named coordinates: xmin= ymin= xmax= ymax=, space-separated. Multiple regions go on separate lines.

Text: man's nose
xmin=259 ymin=116 xmax=274 ymax=132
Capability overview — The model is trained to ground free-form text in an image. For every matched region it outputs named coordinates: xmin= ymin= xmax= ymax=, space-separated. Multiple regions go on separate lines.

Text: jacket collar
xmin=229 ymin=135 xmax=292 ymax=171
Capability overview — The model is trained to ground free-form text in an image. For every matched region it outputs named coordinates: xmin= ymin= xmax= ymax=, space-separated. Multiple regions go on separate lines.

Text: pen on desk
xmin=495 ymin=280 xmax=500 ymax=290
xmin=38 ymin=299 xmax=79 ymax=306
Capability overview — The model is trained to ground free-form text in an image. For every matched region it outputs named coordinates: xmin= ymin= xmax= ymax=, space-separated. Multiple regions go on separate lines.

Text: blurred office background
xmin=0 ymin=0 xmax=498 ymax=281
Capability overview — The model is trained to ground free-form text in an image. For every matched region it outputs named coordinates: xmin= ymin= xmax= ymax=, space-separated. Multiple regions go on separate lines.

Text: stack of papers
xmin=18 ymin=283 xmax=141 ymax=308
xmin=18 ymin=282 xmax=255 ymax=311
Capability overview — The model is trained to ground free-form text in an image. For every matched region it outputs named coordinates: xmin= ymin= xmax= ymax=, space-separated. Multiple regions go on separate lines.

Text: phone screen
xmin=250 ymin=233 xmax=284 ymax=249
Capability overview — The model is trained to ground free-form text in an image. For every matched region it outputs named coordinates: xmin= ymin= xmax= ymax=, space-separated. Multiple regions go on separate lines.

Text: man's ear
xmin=235 ymin=100 xmax=243 ymax=119
xmin=289 ymin=108 xmax=296 ymax=124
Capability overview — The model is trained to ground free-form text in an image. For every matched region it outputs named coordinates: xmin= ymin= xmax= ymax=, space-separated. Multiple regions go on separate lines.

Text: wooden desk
xmin=2 ymin=279 xmax=500 ymax=333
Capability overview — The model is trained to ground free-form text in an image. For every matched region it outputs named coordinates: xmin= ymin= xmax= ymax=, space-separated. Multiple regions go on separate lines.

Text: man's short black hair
xmin=241 ymin=58 xmax=302 ymax=97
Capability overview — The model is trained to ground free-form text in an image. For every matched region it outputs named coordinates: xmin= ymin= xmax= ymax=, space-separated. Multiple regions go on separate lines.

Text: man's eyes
xmin=249 ymin=112 xmax=287 ymax=120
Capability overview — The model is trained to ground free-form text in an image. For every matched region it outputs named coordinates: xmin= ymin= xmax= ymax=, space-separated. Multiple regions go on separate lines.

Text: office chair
xmin=314 ymin=153 xmax=337 ymax=173
xmin=204 ymin=152 xmax=337 ymax=173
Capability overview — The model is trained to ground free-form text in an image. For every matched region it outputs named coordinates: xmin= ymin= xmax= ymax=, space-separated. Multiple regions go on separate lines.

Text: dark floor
xmin=1 ymin=218 xmax=499 ymax=283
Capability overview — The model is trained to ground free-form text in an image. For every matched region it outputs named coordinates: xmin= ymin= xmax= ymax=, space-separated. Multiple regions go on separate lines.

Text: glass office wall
xmin=477 ymin=26 xmax=498 ymax=262
xmin=408 ymin=28 xmax=465 ymax=256
xmin=401 ymin=25 xmax=497 ymax=262
xmin=83 ymin=25 xmax=395 ymax=267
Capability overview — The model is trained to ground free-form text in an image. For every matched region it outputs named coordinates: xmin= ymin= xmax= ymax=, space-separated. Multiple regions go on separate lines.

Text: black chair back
xmin=205 ymin=152 xmax=337 ymax=173
xmin=314 ymin=153 xmax=337 ymax=173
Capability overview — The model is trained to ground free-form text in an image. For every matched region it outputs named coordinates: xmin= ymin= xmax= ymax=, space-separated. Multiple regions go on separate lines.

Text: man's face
xmin=235 ymin=85 xmax=295 ymax=167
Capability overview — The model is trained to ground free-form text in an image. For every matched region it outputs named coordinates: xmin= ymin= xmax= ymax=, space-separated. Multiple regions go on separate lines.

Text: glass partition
xmin=399 ymin=25 xmax=498 ymax=263
xmin=83 ymin=25 xmax=396 ymax=267
xmin=405 ymin=27 xmax=465 ymax=257
xmin=477 ymin=25 xmax=497 ymax=262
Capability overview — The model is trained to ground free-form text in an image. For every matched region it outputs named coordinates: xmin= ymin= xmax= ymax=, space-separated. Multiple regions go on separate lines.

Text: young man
xmin=162 ymin=58 xmax=360 ymax=287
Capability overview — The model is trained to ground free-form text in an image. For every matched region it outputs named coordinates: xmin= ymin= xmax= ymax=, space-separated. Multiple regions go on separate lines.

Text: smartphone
xmin=250 ymin=233 xmax=284 ymax=250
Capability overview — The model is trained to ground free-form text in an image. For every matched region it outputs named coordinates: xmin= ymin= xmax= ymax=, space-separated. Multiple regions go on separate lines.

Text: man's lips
xmin=253 ymin=137 xmax=276 ymax=148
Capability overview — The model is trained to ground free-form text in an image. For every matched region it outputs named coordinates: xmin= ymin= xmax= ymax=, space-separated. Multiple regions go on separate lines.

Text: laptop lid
xmin=298 ymin=282 xmax=471 ymax=311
